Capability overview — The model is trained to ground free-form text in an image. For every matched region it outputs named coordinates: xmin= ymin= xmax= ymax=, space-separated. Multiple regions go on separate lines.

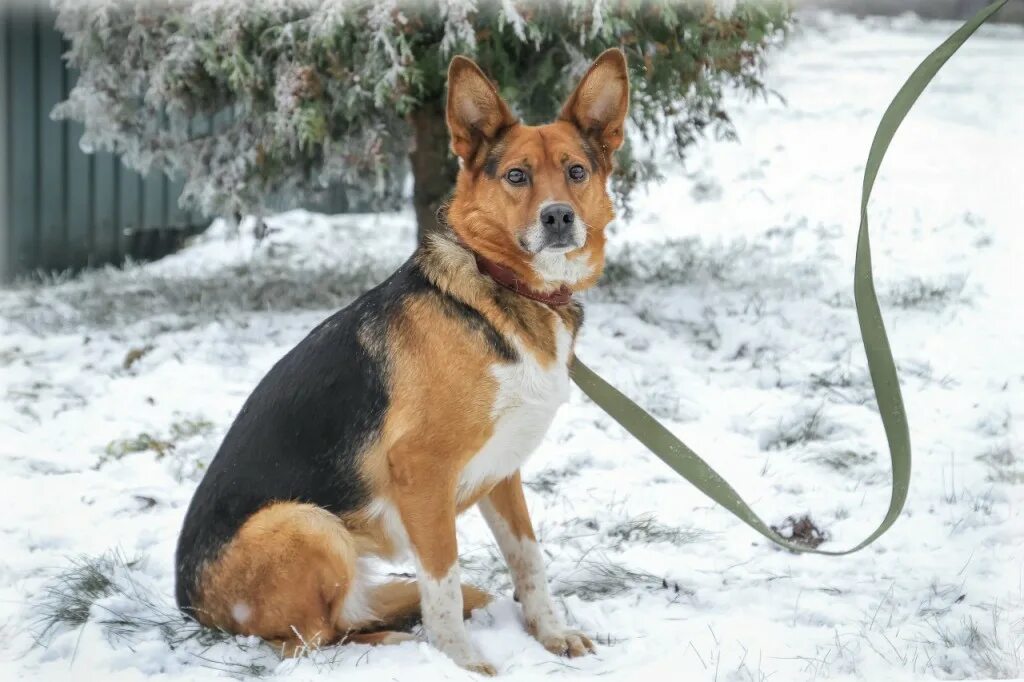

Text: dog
xmin=175 ymin=48 xmax=629 ymax=675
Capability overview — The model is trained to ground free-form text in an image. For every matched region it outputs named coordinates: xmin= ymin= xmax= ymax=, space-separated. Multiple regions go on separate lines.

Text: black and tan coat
xmin=175 ymin=49 xmax=630 ymax=675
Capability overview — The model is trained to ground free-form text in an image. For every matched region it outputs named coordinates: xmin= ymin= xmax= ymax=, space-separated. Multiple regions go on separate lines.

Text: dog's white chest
xmin=458 ymin=322 xmax=573 ymax=499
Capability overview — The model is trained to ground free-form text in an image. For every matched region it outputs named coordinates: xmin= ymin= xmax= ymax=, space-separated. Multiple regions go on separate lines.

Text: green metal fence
xmin=0 ymin=6 xmax=356 ymax=282
xmin=0 ymin=6 xmax=212 ymax=281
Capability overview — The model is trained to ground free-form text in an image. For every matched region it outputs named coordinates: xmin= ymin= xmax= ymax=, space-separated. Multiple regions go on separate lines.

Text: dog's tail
xmin=367 ymin=579 xmax=491 ymax=631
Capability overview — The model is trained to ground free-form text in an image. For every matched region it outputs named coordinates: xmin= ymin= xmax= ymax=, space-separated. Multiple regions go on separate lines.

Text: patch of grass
xmin=885 ymin=275 xmax=967 ymax=310
xmin=34 ymin=551 xmax=274 ymax=677
xmin=5 ymin=380 xmax=88 ymax=422
xmin=762 ymin=405 xmax=835 ymax=451
xmin=900 ymin=359 xmax=960 ymax=390
xmin=808 ymin=365 xmax=873 ymax=405
xmin=926 ymin=603 xmax=1023 ymax=679
xmin=604 ymin=514 xmax=712 ymax=546
xmin=96 ymin=417 xmax=214 ymax=469
xmin=811 ymin=449 xmax=876 ymax=471
xmin=169 ymin=417 xmax=215 ymax=441
xmin=122 ymin=344 xmax=154 ymax=370
xmin=523 ymin=465 xmax=580 ymax=495
xmin=828 ymin=586 xmax=1023 ymax=679
xmin=915 ymin=580 xmax=965 ymax=621
xmin=35 ymin=553 xmax=119 ymax=639
xmin=458 ymin=546 xmax=510 ymax=593
xmin=100 ymin=433 xmax=176 ymax=463
xmin=977 ymin=446 xmax=1023 ymax=485
xmin=554 ymin=554 xmax=693 ymax=601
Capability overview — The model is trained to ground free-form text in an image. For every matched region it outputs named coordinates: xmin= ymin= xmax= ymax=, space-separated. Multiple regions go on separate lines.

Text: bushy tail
xmin=368 ymin=579 xmax=491 ymax=631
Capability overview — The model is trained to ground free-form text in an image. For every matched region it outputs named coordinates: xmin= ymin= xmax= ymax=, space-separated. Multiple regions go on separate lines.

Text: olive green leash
xmin=571 ymin=0 xmax=1008 ymax=555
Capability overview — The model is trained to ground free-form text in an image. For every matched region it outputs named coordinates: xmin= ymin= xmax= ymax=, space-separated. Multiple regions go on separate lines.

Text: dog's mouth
xmin=539 ymin=242 xmax=578 ymax=254
xmin=519 ymin=238 xmax=580 ymax=255
xmin=518 ymin=225 xmax=586 ymax=255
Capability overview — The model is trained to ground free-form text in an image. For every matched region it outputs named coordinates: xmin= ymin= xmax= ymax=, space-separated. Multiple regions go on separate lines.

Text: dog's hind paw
xmin=464 ymin=660 xmax=498 ymax=676
xmin=538 ymin=629 xmax=595 ymax=658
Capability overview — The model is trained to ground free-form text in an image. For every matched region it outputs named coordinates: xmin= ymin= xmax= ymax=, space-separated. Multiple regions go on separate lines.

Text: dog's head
xmin=444 ymin=49 xmax=629 ymax=294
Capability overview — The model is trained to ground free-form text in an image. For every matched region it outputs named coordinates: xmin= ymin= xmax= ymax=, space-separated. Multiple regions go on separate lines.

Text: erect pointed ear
xmin=559 ymin=48 xmax=630 ymax=166
xmin=446 ymin=56 xmax=517 ymax=165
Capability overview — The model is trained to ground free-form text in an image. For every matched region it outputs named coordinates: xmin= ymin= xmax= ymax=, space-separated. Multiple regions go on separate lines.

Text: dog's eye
xmin=568 ymin=164 xmax=587 ymax=182
xmin=505 ymin=168 xmax=527 ymax=185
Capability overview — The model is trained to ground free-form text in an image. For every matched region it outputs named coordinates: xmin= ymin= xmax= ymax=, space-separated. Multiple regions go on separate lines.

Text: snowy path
xmin=1 ymin=13 xmax=1022 ymax=682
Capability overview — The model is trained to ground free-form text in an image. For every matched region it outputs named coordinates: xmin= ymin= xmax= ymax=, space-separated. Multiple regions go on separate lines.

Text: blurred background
xmin=1 ymin=0 xmax=1019 ymax=281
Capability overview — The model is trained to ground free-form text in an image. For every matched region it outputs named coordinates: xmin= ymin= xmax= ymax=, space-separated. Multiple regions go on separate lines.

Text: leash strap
xmin=571 ymin=0 xmax=1008 ymax=555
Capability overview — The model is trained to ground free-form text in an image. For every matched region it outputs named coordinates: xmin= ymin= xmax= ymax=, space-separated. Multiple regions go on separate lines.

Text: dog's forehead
xmin=501 ymin=122 xmax=589 ymax=167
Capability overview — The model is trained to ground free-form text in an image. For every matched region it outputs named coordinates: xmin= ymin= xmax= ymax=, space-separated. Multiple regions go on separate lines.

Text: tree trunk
xmin=409 ymin=101 xmax=458 ymax=245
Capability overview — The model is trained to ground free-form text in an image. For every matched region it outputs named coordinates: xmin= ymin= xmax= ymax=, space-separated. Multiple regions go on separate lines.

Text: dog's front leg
xmin=479 ymin=472 xmax=595 ymax=657
xmin=396 ymin=476 xmax=495 ymax=675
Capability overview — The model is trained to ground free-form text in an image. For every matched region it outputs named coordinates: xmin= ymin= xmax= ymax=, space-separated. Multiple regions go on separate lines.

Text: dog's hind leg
xmin=345 ymin=630 xmax=418 ymax=646
xmin=364 ymin=578 xmax=491 ymax=633
xmin=191 ymin=501 xmax=371 ymax=656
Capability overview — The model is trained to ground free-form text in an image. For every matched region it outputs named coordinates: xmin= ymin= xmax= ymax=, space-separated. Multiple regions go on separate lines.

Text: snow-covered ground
xmin=2 ymin=12 xmax=1022 ymax=682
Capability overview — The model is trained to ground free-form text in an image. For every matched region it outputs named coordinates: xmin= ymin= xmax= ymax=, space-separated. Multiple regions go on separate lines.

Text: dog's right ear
xmin=446 ymin=56 xmax=516 ymax=166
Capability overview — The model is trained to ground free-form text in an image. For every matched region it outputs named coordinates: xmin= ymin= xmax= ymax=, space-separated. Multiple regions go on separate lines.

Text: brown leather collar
xmin=471 ymin=251 xmax=574 ymax=307
xmin=438 ymin=205 xmax=574 ymax=306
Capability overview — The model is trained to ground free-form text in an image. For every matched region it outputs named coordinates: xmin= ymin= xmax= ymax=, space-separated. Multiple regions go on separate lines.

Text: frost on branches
xmin=54 ymin=1 xmax=790 ymax=235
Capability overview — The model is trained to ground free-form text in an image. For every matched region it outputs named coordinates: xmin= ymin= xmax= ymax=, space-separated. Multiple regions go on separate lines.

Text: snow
xmin=2 ymin=11 xmax=1023 ymax=682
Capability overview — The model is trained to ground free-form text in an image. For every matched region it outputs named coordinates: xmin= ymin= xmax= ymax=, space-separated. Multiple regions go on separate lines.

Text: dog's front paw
xmin=536 ymin=629 xmax=595 ymax=658
xmin=436 ymin=639 xmax=497 ymax=676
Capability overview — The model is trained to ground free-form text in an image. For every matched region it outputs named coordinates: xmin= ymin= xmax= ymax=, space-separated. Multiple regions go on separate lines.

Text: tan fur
xmin=195 ymin=502 xmax=359 ymax=653
xmin=345 ymin=630 xmax=416 ymax=646
xmin=369 ymin=580 xmax=492 ymax=632
xmin=378 ymin=292 xmax=501 ymax=576
xmin=484 ymin=472 xmax=536 ymax=541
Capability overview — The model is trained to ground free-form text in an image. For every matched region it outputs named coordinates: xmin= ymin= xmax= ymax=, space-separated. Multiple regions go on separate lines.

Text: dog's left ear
xmin=559 ymin=48 xmax=630 ymax=167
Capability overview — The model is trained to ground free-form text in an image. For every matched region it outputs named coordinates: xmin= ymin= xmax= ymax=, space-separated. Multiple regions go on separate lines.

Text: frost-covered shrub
xmin=54 ymin=0 xmax=791 ymax=239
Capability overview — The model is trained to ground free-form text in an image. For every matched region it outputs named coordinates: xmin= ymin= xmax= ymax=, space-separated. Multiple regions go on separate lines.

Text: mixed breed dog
xmin=175 ymin=49 xmax=630 ymax=675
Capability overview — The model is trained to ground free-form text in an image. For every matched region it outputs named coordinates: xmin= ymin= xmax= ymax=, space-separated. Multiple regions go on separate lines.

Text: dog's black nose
xmin=541 ymin=203 xmax=575 ymax=229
